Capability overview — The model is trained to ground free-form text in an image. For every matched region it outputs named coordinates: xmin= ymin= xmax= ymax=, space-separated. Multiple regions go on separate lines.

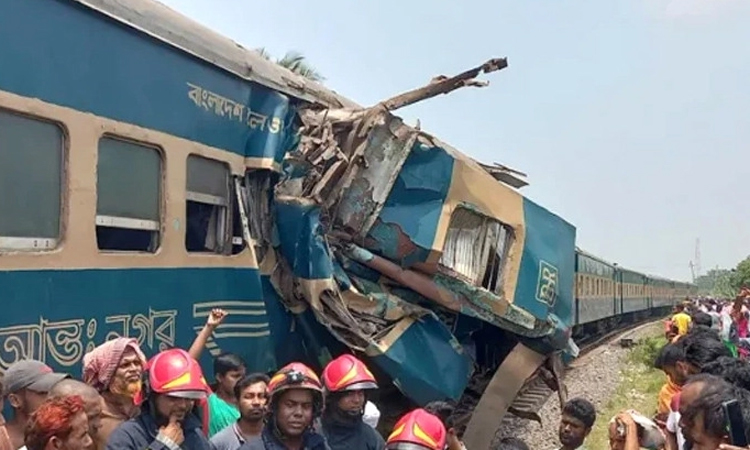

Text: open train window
xmin=0 ymin=110 xmax=64 ymax=251
xmin=438 ymin=207 xmax=513 ymax=295
xmin=185 ymin=155 xmax=231 ymax=254
xmin=96 ymin=137 xmax=161 ymax=252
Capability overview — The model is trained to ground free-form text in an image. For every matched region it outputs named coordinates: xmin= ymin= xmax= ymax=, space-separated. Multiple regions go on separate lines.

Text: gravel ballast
xmin=492 ymin=323 xmax=662 ymax=449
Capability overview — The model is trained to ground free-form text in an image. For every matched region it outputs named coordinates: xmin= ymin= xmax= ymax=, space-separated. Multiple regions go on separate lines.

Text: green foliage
xmin=629 ymin=334 xmax=665 ymax=368
xmin=692 ymin=255 xmax=750 ymax=299
xmin=730 ymin=256 xmax=750 ymax=293
xmin=255 ymin=47 xmax=325 ymax=82
xmin=695 ymin=268 xmax=735 ymax=298
xmin=586 ymin=324 xmax=666 ymax=450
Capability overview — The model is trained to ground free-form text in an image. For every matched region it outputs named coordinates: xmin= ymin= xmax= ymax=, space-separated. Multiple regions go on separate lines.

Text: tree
xmin=730 ymin=256 xmax=750 ymax=294
xmin=256 ymin=48 xmax=325 ymax=82
xmin=713 ymin=269 xmax=735 ymax=298
xmin=695 ymin=268 xmax=732 ymax=296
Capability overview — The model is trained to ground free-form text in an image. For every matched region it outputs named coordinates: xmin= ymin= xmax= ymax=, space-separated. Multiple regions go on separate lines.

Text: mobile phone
xmin=723 ymin=399 xmax=749 ymax=447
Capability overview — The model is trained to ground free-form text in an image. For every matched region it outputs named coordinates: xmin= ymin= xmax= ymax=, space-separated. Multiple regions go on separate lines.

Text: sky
xmin=158 ymin=0 xmax=750 ymax=281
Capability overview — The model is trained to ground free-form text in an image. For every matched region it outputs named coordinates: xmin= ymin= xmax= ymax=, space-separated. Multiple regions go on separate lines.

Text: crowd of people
xmin=529 ymin=293 xmax=750 ymax=450
xmin=609 ymin=294 xmax=750 ymax=450
xmin=4 ymin=297 xmax=750 ymax=450
xmin=0 ymin=309 xmax=535 ymax=450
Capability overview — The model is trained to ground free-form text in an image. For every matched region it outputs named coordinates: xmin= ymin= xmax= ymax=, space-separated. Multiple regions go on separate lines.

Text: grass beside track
xmin=586 ymin=323 xmax=667 ymax=449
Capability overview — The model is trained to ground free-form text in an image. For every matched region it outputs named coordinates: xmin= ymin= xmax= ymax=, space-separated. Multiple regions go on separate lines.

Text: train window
xmin=96 ymin=137 xmax=161 ymax=252
xmin=439 ymin=207 xmax=513 ymax=295
xmin=185 ymin=155 xmax=231 ymax=254
xmin=0 ymin=110 xmax=64 ymax=251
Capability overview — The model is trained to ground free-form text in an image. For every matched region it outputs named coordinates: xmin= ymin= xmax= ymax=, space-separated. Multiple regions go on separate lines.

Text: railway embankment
xmin=495 ymin=321 xmax=666 ymax=449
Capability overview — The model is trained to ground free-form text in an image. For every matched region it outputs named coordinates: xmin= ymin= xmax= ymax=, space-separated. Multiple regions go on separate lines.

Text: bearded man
xmin=82 ymin=338 xmax=146 ymax=449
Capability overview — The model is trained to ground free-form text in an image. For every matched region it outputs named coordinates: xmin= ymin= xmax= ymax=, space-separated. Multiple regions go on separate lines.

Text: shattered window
xmin=96 ymin=137 xmax=161 ymax=252
xmin=0 ymin=110 xmax=64 ymax=251
xmin=185 ymin=155 xmax=231 ymax=254
xmin=439 ymin=207 xmax=512 ymax=295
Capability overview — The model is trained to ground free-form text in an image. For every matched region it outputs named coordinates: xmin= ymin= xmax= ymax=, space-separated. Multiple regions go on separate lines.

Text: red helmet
xmin=146 ymin=349 xmax=209 ymax=400
xmin=322 ymin=354 xmax=378 ymax=392
xmin=387 ymin=408 xmax=446 ymax=450
xmin=268 ymin=362 xmax=323 ymax=399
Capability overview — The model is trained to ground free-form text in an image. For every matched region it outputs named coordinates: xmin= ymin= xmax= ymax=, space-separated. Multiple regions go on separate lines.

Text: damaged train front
xmin=246 ymin=59 xmax=579 ymax=448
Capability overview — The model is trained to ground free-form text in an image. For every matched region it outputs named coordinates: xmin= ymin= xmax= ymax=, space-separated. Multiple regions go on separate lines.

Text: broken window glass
xmin=185 ymin=155 xmax=231 ymax=254
xmin=439 ymin=207 xmax=512 ymax=296
xmin=0 ymin=110 xmax=64 ymax=251
xmin=96 ymin=137 xmax=161 ymax=252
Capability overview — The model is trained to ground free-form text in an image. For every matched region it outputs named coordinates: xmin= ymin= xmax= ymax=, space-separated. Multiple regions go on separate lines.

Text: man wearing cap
xmin=3 ymin=360 xmax=69 ymax=449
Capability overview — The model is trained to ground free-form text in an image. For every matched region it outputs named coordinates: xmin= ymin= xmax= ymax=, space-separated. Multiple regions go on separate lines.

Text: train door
xmin=616 ymin=270 xmax=623 ymax=315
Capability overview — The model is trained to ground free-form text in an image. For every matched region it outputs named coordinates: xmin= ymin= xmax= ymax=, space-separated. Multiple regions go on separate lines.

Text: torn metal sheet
xmin=364 ymin=315 xmax=473 ymax=405
xmin=379 ymin=58 xmax=508 ymax=112
xmin=478 ymin=162 xmax=529 ymax=189
xmin=332 ymin=115 xmax=419 ymax=240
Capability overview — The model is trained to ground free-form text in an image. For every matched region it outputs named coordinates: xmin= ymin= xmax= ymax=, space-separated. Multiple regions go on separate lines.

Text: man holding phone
xmin=679 ymin=378 xmax=750 ymax=450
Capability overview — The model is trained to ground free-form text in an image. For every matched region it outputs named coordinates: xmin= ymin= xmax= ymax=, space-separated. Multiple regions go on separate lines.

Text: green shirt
xmin=207 ymin=393 xmax=240 ymax=437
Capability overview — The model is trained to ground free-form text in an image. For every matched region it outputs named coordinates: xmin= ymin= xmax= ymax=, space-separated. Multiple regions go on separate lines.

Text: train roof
xmin=73 ymin=0 xmax=533 ymax=191
xmin=576 ymin=247 xmax=695 ymax=286
xmin=575 ymin=247 xmax=617 ymax=267
xmin=74 ymin=0 xmax=360 ymax=110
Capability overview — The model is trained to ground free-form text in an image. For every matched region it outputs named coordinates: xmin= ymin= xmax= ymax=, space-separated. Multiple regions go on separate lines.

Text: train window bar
xmin=0 ymin=237 xmax=58 ymax=251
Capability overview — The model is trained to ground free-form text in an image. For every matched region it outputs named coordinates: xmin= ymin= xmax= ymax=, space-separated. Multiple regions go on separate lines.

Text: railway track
xmin=496 ymin=315 xmax=667 ymax=429
xmin=377 ymin=313 xmax=668 ymax=438
xmin=570 ymin=317 xmax=665 ymax=368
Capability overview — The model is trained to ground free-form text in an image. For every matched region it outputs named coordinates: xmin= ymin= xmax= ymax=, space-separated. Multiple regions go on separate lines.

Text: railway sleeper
xmin=461 ymin=344 xmax=566 ymax=450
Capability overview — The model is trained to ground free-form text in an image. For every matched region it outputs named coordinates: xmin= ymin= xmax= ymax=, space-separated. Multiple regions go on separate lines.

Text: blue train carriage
xmin=0 ymin=0 xmax=578 ymax=437
xmin=0 ymin=0 xmax=357 ymax=376
xmin=573 ymin=248 xmax=617 ymax=335
xmin=618 ymin=268 xmax=651 ymax=320
xmin=649 ymin=275 xmax=677 ymax=312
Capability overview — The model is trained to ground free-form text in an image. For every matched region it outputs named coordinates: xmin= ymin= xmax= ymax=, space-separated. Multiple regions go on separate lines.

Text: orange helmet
xmin=145 ymin=349 xmax=209 ymax=400
xmin=387 ymin=408 xmax=446 ymax=450
xmin=268 ymin=362 xmax=323 ymax=399
xmin=322 ymin=354 xmax=378 ymax=393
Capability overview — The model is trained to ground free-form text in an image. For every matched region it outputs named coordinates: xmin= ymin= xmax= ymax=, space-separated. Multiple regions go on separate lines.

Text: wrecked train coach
xmin=268 ymin=101 xmax=579 ymax=448
xmin=0 ymin=0 xmax=575 ymax=447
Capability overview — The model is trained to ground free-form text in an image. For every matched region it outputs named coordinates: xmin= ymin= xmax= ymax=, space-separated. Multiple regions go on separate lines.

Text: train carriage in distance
xmin=572 ymin=248 xmax=696 ymax=338
xmin=573 ymin=248 xmax=617 ymax=335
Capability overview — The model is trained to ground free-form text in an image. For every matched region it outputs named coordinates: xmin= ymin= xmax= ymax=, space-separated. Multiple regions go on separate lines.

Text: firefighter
xmin=386 ymin=408 xmax=447 ymax=450
xmin=320 ymin=354 xmax=385 ymax=450
xmin=239 ymin=362 xmax=329 ymax=450
xmin=105 ymin=348 xmax=213 ymax=450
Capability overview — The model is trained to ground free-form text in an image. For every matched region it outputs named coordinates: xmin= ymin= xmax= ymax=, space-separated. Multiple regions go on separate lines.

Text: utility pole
xmin=694 ymin=238 xmax=701 ymax=279
xmin=688 ymin=238 xmax=701 ymax=283
xmin=689 ymin=261 xmax=696 ymax=283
